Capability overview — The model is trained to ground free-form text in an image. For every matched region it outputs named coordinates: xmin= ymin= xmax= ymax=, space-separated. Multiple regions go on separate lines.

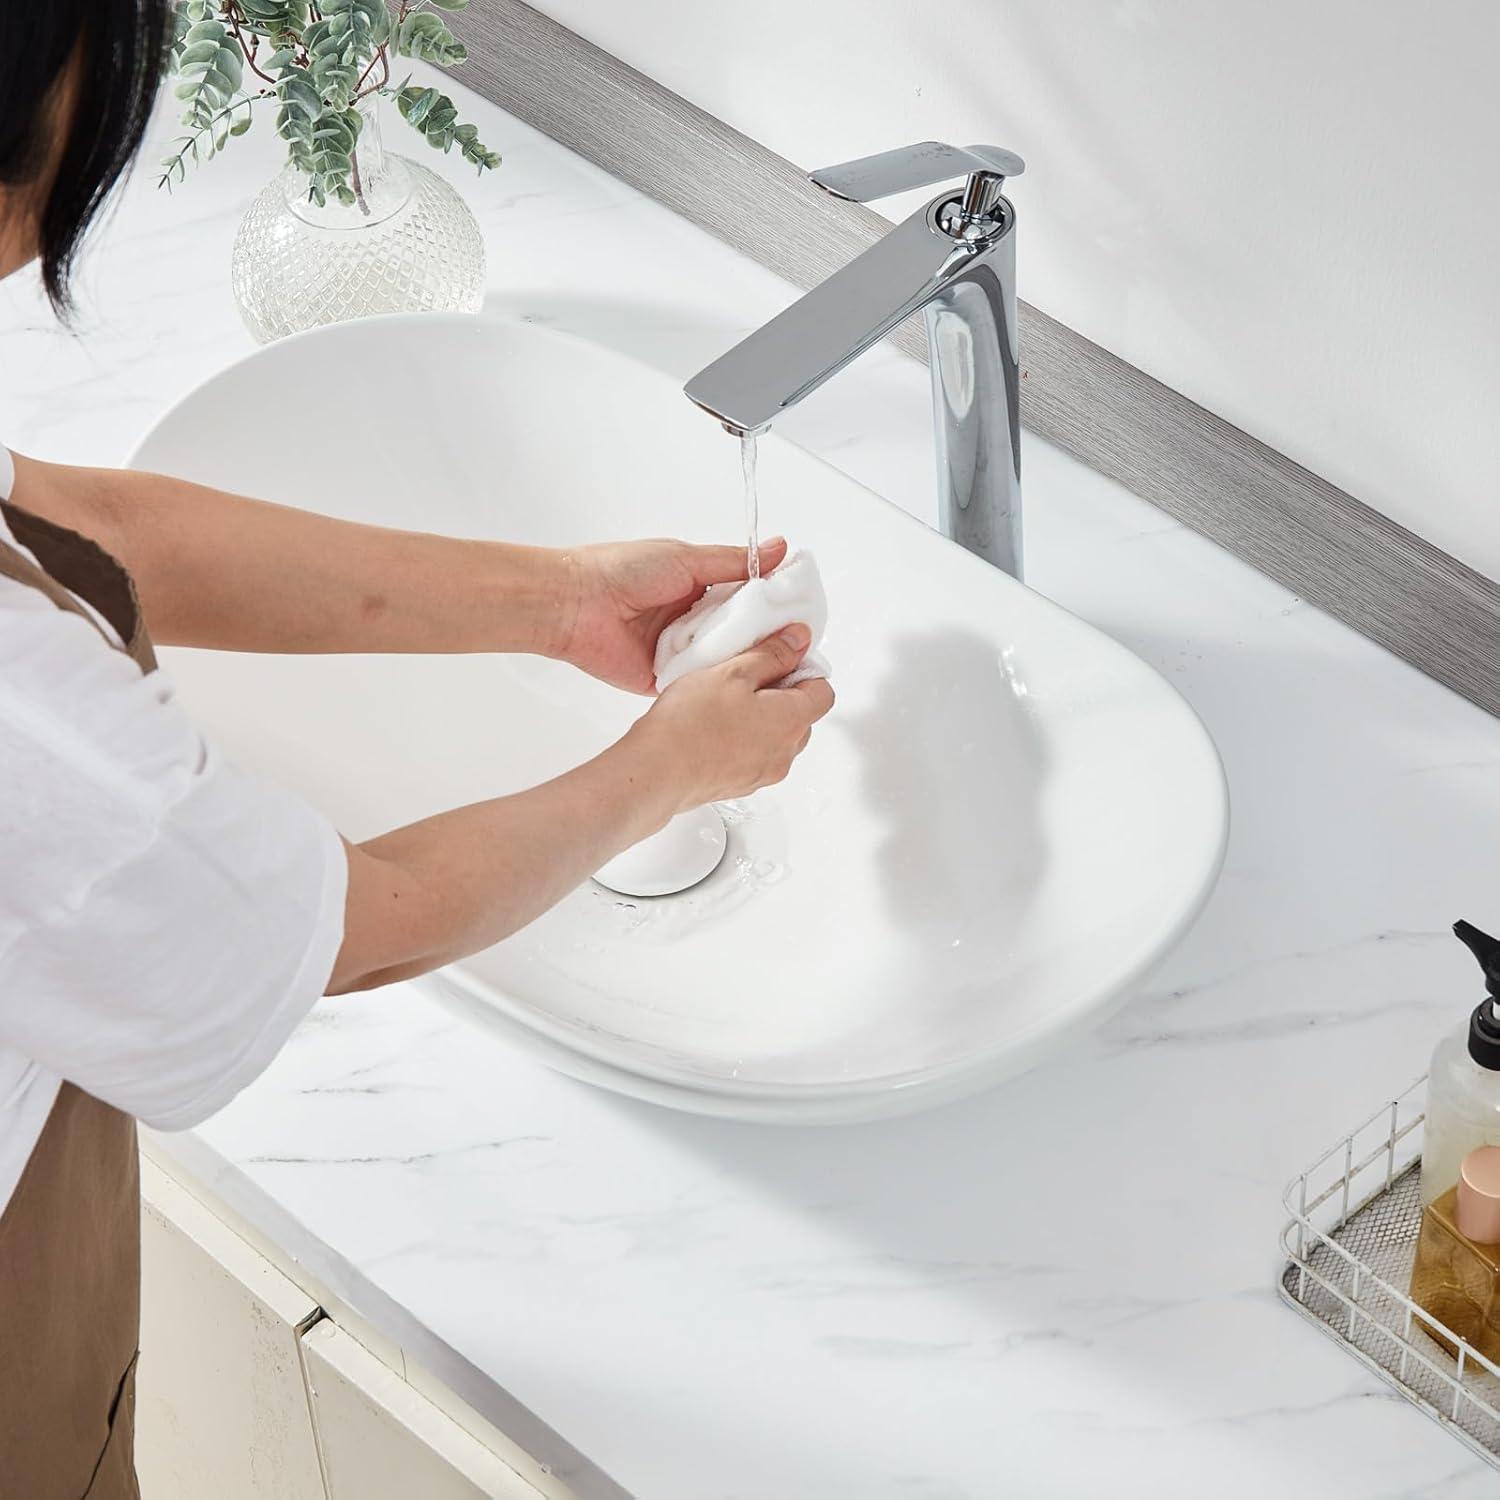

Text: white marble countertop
xmin=6 ymin=68 xmax=1500 ymax=1500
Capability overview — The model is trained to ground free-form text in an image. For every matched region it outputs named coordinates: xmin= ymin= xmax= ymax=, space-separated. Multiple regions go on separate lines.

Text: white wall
xmin=535 ymin=0 xmax=1500 ymax=579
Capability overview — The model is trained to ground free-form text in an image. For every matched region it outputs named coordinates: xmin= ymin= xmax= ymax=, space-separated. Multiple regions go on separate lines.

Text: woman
xmin=0 ymin=5 xmax=832 ymax=1494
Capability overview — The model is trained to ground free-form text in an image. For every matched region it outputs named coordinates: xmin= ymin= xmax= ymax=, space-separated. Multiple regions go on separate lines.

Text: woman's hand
xmin=620 ymin=624 xmax=835 ymax=813
xmin=555 ymin=536 xmax=790 ymax=693
xmin=334 ymin=624 xmax=832 ymax=992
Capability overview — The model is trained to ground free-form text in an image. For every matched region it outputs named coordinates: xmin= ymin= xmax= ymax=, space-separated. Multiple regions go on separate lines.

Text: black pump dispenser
xmin=1454 ymin=920 xmax=1500 ymax=1069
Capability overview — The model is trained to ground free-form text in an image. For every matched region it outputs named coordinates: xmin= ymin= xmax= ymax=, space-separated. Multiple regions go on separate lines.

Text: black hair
xmin=0 ymin=1 xmax=174 ymax=315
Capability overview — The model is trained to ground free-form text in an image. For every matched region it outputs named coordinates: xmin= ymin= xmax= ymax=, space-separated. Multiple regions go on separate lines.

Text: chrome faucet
xmin=685 ymin=141 xmax=1026 ymax=579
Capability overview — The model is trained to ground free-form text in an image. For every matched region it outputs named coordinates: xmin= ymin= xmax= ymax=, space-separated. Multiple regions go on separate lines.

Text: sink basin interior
xmin=131 ymin=314 xmax=1227 ymax=1118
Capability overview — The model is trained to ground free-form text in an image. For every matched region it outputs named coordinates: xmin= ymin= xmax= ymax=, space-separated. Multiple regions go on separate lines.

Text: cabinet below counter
xmin=137 ymin=1149 xmax=567 ymax=1500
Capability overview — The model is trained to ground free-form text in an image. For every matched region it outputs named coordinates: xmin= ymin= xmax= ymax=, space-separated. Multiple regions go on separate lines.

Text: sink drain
xmin=593 ymin=805 xmax=729 ymax=898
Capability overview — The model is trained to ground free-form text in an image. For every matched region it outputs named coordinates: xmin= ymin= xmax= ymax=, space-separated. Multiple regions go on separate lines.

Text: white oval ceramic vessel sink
xmin=132 ymin=313 xmax=1227 ymax=1123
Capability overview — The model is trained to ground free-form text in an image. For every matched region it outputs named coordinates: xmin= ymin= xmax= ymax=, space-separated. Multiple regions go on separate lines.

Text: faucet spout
xmin=684 ymin=153 xmax=1024 ymax=580
xmin=685 ymin=205 xmax=968 ymax=434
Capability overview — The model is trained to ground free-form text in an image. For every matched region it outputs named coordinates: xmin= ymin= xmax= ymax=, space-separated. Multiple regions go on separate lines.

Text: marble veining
xmin=6 ymin=62 xmax=1500 ymax=1500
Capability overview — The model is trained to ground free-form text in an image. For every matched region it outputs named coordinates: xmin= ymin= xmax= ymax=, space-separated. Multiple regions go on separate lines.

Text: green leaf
xmin=394 ymin=84 xmax=499 ymax=171
xmin=162 ymin=0 xmax=492 ymax=200
xmin=278 ymin=68 xmax=323 ymax=119
xmin=157 ymin=94 xmax=259 ymax=191
xmin=322 ymin=0 xmax=390 ymax=46
xmin=395 ymin=84 xmax=438 ymax=127
xmin=293 ymin=3 xmax=384 ymax=112
xmin=177 ymin=38 xmax=223 ymax=66
xmin=276 ymin=83 xmax=367 ymax=207
xmin=237 ymin=0 xmax=310 ymax=44
xmin=396 ymin=10 xmax=467 ymax=65
xmin=171 ymin=17 xmax=245 ymax=131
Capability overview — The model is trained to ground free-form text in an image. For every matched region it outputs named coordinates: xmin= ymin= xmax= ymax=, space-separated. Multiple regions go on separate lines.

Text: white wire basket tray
xmin=1280 ymin=1075 xmax=1500 ymax=1469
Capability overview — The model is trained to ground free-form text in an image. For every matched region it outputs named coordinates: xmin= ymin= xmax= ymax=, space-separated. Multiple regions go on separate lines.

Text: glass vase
xmin=231 ymin=102 xmax=485 ymax=343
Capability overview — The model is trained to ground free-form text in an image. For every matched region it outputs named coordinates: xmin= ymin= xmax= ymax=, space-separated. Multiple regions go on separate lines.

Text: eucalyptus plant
xmin=160 ymin=0 xmax=500 ymax=211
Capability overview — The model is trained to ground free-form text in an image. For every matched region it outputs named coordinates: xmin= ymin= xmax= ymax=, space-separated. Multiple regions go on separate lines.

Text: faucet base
xmin=923 ymin=232 xmax=1022 ymax=581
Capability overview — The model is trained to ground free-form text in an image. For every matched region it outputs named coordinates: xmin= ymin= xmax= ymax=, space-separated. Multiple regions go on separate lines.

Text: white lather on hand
xmin=594 ymin=552 xmax=831 ymax=899
xmin=653 ymin=550 xmax=831 ymax=692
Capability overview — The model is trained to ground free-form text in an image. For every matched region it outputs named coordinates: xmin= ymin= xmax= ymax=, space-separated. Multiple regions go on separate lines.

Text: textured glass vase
xmin=231 ymin=103 xmax=485 ymax=343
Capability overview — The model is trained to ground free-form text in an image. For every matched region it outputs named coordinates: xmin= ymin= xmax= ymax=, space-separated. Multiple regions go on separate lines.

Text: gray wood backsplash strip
xmin=451 ymin=0 xmax=1500 ymax=717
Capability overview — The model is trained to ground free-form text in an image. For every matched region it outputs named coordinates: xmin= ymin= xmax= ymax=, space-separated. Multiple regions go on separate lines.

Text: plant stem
xmin=224 ymin=2 xmax=279 ymax=85
xmin=350 ymin=139 xmax=370 ymax=216
xmin=353 ymin=42 xmax=390 ymax=99
xmin=157 ymin=92 xmax=266 ymax=189
xmin=362 ymin=0 xmax=413 ymax=102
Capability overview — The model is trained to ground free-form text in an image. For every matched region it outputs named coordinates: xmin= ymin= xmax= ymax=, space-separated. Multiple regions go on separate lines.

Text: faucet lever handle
xmin=810 ymin=142 xmax=1025 ymax=208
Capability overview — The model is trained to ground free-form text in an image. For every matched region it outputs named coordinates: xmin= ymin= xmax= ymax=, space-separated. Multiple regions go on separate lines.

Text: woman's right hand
xmin=623 ymin=624 xmax=835 ymax=815
xmin=335 ymin=625 xmax=833 ymax=993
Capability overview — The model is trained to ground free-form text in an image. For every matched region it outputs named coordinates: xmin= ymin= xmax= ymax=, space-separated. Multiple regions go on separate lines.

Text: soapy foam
xmin=653 ymin=550 xmax=831 ymax=692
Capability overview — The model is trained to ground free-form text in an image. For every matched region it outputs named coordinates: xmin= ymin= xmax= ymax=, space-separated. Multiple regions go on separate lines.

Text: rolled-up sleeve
xmin=1 ymin=608 xmax=348 ymax=1129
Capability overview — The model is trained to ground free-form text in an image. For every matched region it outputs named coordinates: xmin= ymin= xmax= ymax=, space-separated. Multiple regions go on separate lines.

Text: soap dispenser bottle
xmin=1421 ymin=921 xmax=1500 ymax=1206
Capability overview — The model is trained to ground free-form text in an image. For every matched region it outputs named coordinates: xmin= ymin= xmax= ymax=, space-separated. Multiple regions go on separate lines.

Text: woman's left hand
xmin=556 ymin=536 xmax=788 ymax=693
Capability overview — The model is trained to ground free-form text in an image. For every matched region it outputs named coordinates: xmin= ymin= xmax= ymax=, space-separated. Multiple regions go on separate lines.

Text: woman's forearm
xmin=330 ymin=726 xmax=681 ymax=992
xmin=8 ymin=453 xmax=576 ymax=655
xmin=328 ymin=625 xmax=831 ymax=994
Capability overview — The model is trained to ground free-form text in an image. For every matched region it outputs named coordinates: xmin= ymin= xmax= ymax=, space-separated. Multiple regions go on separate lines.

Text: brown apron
xmin=0 ymin=500 xmax=157 ymax=1499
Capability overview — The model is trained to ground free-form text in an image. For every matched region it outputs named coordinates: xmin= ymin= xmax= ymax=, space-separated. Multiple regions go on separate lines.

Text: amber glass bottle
xmin=1411 ymin=1145 xmax=1500 ymax=1359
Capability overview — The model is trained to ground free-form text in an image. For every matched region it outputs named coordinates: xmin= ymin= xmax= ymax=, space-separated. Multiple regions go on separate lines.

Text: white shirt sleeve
xmin=0 ymin=590 xmax=348 ymax=1130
